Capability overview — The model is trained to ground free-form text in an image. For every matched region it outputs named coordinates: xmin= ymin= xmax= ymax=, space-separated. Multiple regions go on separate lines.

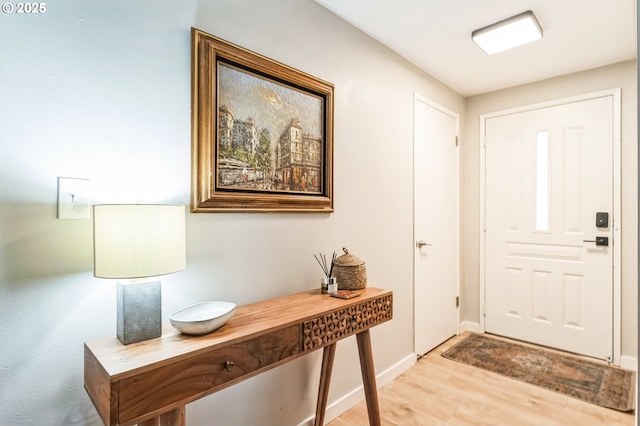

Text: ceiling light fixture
xmin=472 ymin=10 xmax=543 ymax=55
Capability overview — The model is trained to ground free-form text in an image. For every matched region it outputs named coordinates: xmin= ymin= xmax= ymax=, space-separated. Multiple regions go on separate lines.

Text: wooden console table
xmin=84 ymin=287 xmax=393 ymax=426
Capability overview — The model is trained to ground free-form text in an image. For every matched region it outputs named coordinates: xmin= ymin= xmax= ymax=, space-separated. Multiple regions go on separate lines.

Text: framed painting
xmin=191 ymin=28 xmax=334 ymax=212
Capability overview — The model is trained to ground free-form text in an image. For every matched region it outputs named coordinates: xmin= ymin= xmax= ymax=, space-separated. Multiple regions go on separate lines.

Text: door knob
xmin=416 ymin=240 xmax=432 ymax=248
xmin=583 ymin=236 xmax=609 ymax=246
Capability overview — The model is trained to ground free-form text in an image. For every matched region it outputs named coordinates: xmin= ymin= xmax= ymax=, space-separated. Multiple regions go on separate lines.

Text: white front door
xmin=483 ymin=93 xmax=618 ymax=361
xmin=414 ymin=95 xmax=459 ymax=356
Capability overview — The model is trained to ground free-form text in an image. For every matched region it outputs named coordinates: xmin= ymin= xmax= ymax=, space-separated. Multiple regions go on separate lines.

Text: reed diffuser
xmin=314 ymin=251 xmax=337 ymax=294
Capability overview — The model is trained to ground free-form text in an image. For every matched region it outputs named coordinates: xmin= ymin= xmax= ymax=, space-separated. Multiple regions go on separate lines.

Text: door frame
xmin=413 ymin=93 xmax=461 ymax=354
xmin=479 ymin=89 xmax=622 ymax=364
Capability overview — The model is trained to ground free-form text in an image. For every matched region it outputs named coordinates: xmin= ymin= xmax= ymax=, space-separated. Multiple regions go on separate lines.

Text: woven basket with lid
xmin=334 ymin=247 xmax=367 ymax=290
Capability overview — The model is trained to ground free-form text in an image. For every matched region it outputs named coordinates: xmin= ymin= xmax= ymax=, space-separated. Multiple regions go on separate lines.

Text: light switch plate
xmin=57 ymin=177 xmax=91 ymax=219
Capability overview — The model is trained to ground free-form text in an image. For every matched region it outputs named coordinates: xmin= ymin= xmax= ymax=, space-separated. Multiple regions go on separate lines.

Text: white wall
xmin=462 ymin=60 xmax=638 ymax=359
xmin=0 ymin=1 xmax=465 ymax=425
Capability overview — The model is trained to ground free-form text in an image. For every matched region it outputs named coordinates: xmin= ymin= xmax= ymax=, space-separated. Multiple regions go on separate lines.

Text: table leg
xmin=356 ymin=330 xmax=381 ymax=426
xmin=315 ymin=343 xmax=337 ymax=426
xmin=138 ymin=406 xmax=186 ymax=426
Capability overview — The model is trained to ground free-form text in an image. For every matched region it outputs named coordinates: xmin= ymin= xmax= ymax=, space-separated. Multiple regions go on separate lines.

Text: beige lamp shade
xmin=93 ymin=204 xmax=186 ymax=279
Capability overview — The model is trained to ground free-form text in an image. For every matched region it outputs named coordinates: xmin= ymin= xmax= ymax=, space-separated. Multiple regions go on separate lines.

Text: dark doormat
xmin=442 ymin=333 xmax=635 ymax=412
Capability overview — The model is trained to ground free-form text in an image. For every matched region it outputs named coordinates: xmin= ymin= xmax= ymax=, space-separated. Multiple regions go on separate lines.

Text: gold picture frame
xmin=191 ymin=28 xmax=334 ymax=213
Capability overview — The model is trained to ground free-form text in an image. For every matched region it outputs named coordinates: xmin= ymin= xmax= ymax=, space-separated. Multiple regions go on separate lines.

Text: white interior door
xmin=414 ymin=95 xmax=459 ymax=356
xmin=484 ymin=95 xmax=616 ymax=361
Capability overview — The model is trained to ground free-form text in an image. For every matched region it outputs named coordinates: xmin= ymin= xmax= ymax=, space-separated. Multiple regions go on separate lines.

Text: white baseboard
xmin=459 ymin=321 xmax=480 ymax=333
xmin=620 ymin=355 xmax=637 ymax=371
xmin=298 ymin=353 xmax=416 ymax=426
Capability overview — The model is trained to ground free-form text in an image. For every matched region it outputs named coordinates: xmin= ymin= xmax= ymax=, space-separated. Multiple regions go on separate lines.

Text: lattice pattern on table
xmin=302 ymin=295 xmax=393 ymax=351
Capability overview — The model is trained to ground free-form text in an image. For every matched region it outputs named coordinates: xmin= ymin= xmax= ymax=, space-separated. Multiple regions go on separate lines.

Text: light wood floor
xmin=329 ymin=332 xmax=635 ymax=426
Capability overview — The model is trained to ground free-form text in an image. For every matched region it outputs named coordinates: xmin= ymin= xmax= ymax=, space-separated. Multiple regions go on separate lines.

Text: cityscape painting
xmin=191 ymin=29 xmax=334 ymax=212
xmin=217 ymin=63 xmax=323 ymax=194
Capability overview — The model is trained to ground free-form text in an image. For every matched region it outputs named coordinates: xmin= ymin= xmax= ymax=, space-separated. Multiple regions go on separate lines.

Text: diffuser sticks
xmin=314 ymin=251 xmax=336 ymax=278
xmin=314 ymin=251 xmax=337 ymax=294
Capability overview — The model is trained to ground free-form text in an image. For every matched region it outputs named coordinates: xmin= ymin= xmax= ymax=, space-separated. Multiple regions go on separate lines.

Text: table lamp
xmin=93 ymin=204 xmax=186 ymax=345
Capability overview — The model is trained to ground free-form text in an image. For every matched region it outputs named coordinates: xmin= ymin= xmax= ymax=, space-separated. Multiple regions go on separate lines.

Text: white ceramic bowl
xmin=169 ymin=301 xmax=237 ymax=335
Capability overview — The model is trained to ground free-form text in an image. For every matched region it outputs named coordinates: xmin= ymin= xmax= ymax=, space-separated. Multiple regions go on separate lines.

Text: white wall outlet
xmin=57 ymin=177 xmax=91 ymax=219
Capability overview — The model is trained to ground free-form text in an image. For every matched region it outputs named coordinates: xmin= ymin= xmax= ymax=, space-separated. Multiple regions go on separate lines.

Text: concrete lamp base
xmin=116 ymin=279 xmax=162 ymax=345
